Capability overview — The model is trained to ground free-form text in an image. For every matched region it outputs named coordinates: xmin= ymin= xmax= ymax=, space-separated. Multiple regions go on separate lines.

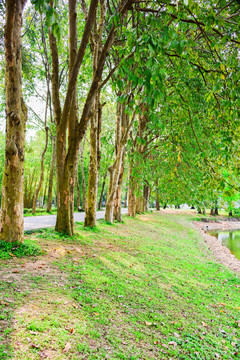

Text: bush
xmin=232 ymin=208 xmax=240 ymax=217
xmin=24 ymin=208 xmax=32 ymax=214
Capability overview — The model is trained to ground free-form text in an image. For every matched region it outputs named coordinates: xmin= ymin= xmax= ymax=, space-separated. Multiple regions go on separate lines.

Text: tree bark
xmin=50 ymin=0 xmax=133 ymax=234
xmin=105 ymin=99 xmax=134 ymax=223
xmin=84 ymin=98 xmax=100 ymax=226
xmin=85 ymin=1 xmax=106 ymax=227
xmin=0 ymin=0 xmax=27 ymax=243
xmin=124 ymin=189 xmax=128 ymax=208
xmin=32 ymin=126 xmax=49 ymax=214
xmin=76 ymin=173 xmax=80 ymax=209
xmin=128 ymin=164 xmax=136 ymax=217
xmin=156 ymin=180 xmax=160 ymax=210
xmin=98 ymin=172 xmax=107 ymax=210
xmin=143 ymin=184 xmax=151 ymax=212
xmin=47 ymin=137 xmax=56 ymax=212
xmin=136 ymin=195 xmax=144 ymax=214
xmin=113 ymin=156 xmax=125 ymax=222
xmin=80 ymin=138 xmax=86 ymax=210
xmin=54 ymin=0 xmax=82 ymax=234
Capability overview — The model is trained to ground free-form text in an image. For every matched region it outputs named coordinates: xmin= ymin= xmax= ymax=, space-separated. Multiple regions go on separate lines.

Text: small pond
xmin=210 ymin=230 xmax=240 ymax=260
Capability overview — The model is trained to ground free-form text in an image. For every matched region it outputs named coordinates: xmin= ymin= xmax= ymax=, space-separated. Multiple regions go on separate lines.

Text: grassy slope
xmin=1 ymin=211 xmax=240 ymax=359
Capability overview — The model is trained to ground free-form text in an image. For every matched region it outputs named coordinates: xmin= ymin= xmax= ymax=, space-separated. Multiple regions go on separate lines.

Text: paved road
xmin=24 ymin=208 xmax=128 ymax=231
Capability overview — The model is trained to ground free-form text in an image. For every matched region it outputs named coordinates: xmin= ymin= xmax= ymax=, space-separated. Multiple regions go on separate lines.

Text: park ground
xmin=1 ymin=210 xmax=240 ymax=360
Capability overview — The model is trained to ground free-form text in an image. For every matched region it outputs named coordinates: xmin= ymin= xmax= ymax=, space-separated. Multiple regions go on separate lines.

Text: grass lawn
xmin=24 ymin=208 xmax=58 ymax=217
xmin=0 ymin=211 xmax=240 ymax=359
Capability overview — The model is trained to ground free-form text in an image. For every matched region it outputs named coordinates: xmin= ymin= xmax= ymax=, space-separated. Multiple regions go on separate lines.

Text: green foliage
xmin=0 ymin=239 xmax=42 ymax=259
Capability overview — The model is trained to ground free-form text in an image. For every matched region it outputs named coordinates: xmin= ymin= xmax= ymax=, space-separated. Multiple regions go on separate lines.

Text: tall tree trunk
xmin=76 ymin=173 xmax=80 ymax=210
xmin=84 ymin=103 xmax=99 ymax=226
xmin=0 ymin=0 xmax=27 ymax=243
xmin=80 ymin=138 xmax=86 ymax=210
xmin=43 ymin=174 xmax=48 ymax=207
xmin=47 ymin=137 xmax=56 ymax=212
xmin=124 ymin=189 xmax=128 ymax=208
xmin=24 ymin=173 xmax=29 ymax=209
xmin=98 ymin=172 xmax=107 ymax=210
xmin=55 ymin=0 xmax=79 ymax=234
xmin=85 ymin=2 xmax=106 ymax=226
xmin=210 ymin=208 xmax=214 ymax=215
xmin=156 ymin=180 xmax=160 ymax=210
xmin=128 ymin=165 xmax=136 ymax=217
xmin=143 ymin=184 xmax=151 ymax=212
xmin=27 ymin=172 xmax=35 ymax=209
xmin=32 ymin=126 xmax=49 ymax=214
xmin=105 ymin=99 xmax=134 ymax=223
xmin=136 ymin=195 xmax=144 ymax=214
xmin=114 ymin=157 xmax=125 ymax=222
xmin=51 ymin=0 xmax=132 ymax=234
xmin=105 ymin=147 xmax=125 ymax=223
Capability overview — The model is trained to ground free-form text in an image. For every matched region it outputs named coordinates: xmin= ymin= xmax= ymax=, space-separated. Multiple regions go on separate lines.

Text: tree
xmin=0 ymin=0 xmax=28 ymax=243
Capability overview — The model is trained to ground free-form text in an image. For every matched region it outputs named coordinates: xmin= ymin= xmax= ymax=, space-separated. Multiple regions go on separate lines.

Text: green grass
xmin=1 ymin=211 xmax=240 ymax=359
xmin=0 ymin=239 xmax=43 ymax=259
xmin=23 ymin=207 xmax=57 ymax=217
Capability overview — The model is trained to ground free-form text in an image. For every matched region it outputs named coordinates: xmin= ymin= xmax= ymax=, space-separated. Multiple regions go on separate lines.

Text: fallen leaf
xmin=174 ymin=332 xmax=180 ymax=338
xmin=30 ymin=343 xmax=40 ymax=349
xmin=67 ymin=250 xmax=71 ymax=253
xmin=72 ymin=303 xmax=78 ymax=309
xmin=39 ymin=351 xmax=48 ymax=359
xmin=145 ymin=321 xmax=152 ymax=326
xmin=12 ymin=270 xmax=19 ymax=273
xmin=94 ymin=312 xmax=100 ymax=316
xmin=63 ymin=342 xmax=71 ymax=353
xmin=202 ymin=321 xmax=208 ymax=327
xmin=0 ymin=301 xmax=9 ymax=306
xmin=168 ymin=341 xmax=177 ymax=348
xmin=9 ymin=252 xmax=16 ymax=257
xmin=70 ymin=328 xmax=75 ymax=334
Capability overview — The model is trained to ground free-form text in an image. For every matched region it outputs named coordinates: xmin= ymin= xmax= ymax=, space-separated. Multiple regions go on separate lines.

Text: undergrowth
xmin=0 ymin=239 xmax=42 ymax=259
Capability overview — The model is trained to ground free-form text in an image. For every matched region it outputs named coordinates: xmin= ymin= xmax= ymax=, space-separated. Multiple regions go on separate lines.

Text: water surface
xmin=210 ymin=230 xmax=240 ymax=260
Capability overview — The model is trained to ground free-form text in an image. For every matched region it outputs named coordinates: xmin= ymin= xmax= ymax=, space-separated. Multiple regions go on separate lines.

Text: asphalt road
xmin=24 ymin=208 xmax=128 ymax=231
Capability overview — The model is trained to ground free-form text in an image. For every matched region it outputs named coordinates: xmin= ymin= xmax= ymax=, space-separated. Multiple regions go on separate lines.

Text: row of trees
xmin=0 ymin=0 xmax=239 ymax=242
